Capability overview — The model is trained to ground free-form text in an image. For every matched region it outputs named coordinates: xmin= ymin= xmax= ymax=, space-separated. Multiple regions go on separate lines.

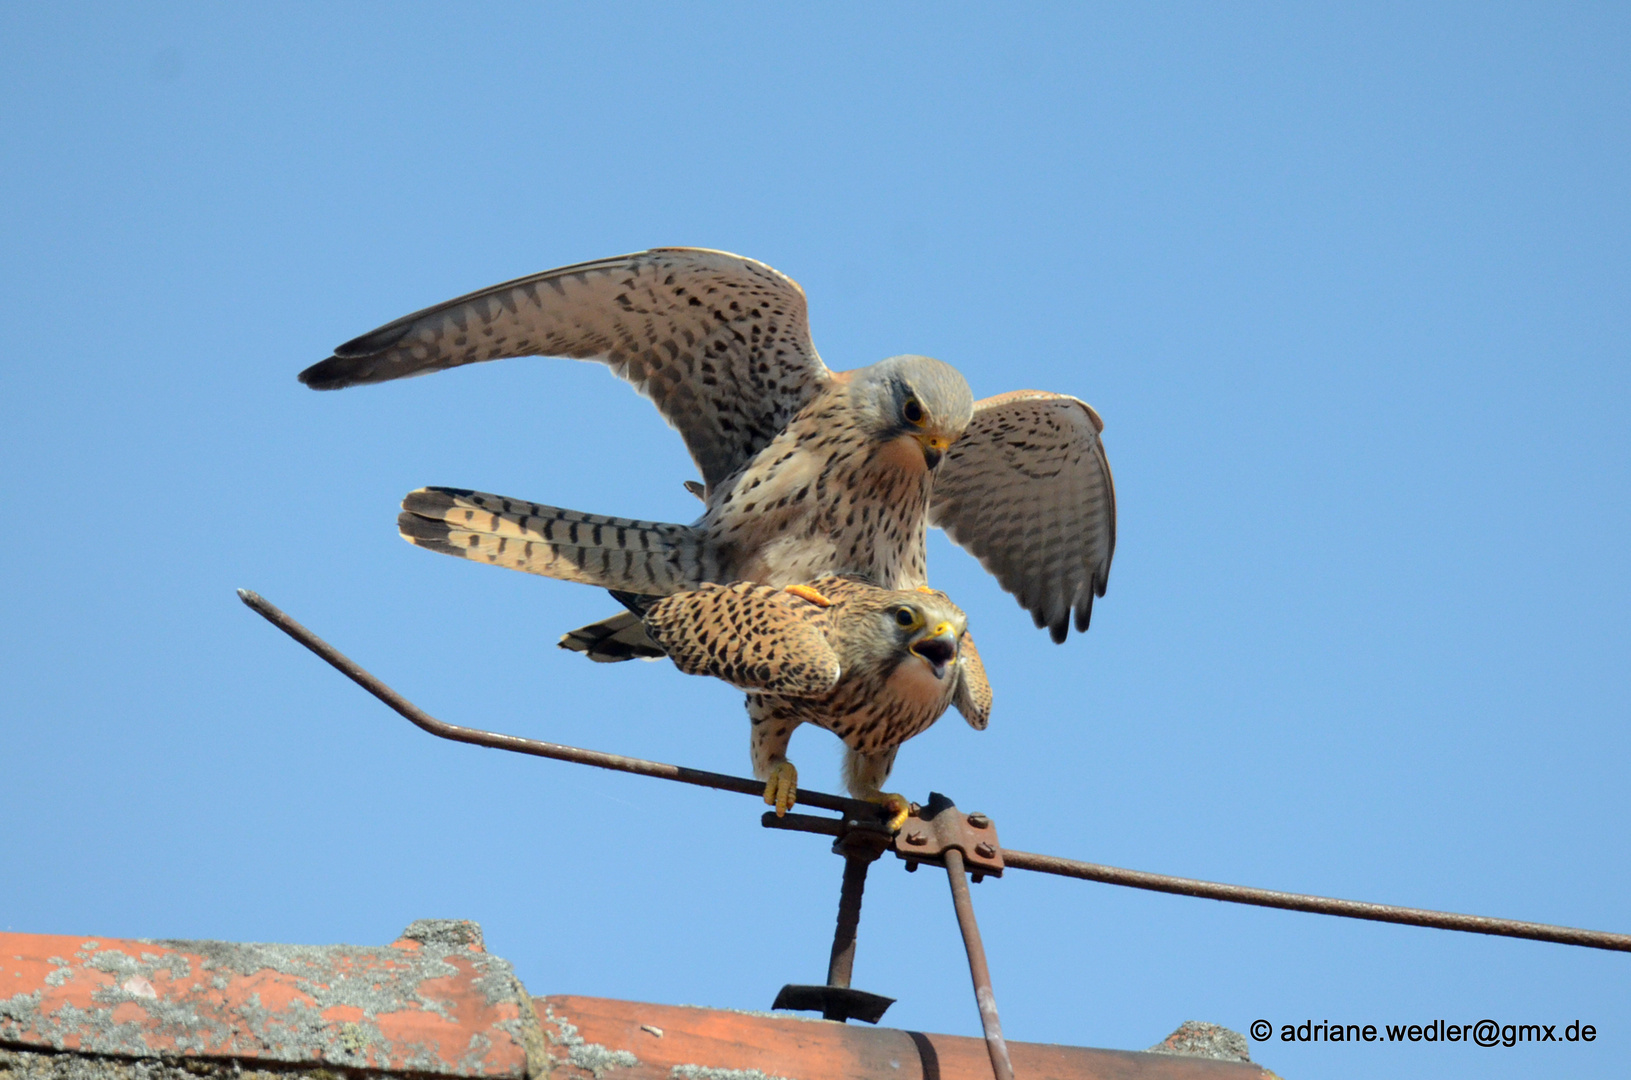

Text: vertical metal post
xmin=945 ymin=847 xmax=1015 ymax=1080
xmin=771 ymin=822 xmax=896 ymax=1024
xmin=825 ymin=849 xmax=871 ymax=994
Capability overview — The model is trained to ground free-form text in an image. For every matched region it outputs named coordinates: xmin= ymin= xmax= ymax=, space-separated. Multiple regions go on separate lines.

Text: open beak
xmin=914 ymin=433 xmax=951 ymax=470
xmin=909 ymin=623 xmax=959 ymax=680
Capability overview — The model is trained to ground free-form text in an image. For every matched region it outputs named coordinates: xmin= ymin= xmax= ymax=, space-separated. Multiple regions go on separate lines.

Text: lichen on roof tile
xmin=0 ymin=927 xmax=538 ymax=1080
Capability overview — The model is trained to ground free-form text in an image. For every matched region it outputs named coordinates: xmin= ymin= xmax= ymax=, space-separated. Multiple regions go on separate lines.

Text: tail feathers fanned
xmin=559 ymin=610 xmax=666 ymax=663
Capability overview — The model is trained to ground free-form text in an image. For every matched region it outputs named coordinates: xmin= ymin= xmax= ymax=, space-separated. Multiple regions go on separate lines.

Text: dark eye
xmin=902 ymin=399 xmax=924 ymax=425
xmin=895 ymin=607 xmax=917 ymax=627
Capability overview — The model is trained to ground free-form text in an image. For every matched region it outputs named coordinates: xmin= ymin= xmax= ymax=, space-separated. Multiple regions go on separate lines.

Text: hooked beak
xmin=909 ymin=622 xmax=959 ymax=680
xmin=914 ymin=433 xmax=952 ymax=469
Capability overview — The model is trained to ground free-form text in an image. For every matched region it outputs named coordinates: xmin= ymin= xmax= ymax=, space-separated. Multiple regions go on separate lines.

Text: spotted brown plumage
xmin=640 ymin=577 xmax=992 ymax=822
xmin=303 ymin=248 xmax=1116 ymax=642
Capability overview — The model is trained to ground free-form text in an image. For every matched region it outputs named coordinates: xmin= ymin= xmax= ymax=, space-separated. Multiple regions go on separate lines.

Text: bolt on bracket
xmin=894 ymin=792 xmax=1005 ymax=879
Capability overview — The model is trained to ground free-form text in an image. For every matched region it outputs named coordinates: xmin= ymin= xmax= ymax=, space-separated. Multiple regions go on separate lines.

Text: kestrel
xmin=301 ymin=248 xmax=1116 ymax=644
xmin=640 ymin=576 xmax=992 ymax=826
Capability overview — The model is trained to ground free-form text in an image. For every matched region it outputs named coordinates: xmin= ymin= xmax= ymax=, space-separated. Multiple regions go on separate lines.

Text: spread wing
xmin=928 ymin=392 xmax=1116 ymax=642
xmin=642 ymin=582 xmax=842 ymax=697
xmin=300 ymin=248 xmax=831 ymax=488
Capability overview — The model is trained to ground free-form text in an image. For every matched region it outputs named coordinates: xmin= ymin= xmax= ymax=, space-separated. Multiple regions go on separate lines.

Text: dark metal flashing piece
xmin=772 ymin=985 xmax=895 ymax=1025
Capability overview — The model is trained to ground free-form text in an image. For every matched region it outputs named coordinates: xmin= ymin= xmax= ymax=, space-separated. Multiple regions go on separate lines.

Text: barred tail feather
xmin=398 ymin=487 xmax=712 ymax=593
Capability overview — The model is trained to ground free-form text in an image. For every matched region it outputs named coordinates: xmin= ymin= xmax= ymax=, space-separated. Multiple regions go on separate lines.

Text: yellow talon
xmin=783 ymin=584 xmax=833 ymax=607
xmin=866 ymin=791 xmax=912 ymax=832
xmin=763 ymin=760 xmax=799 ymax=817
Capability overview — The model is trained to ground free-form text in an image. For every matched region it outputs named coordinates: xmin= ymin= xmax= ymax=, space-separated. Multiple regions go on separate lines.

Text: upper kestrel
xmin=301 ymin=248 xmax=1116 ymax=642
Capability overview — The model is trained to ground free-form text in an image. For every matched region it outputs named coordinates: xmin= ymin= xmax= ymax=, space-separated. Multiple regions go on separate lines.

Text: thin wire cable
xmin=240 ymin=588 xmax=1631 ymax=955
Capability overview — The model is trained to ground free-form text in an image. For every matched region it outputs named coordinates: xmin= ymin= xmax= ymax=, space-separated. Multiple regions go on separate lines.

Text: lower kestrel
xmin=639 ymin=576 xmax=992 ymax=828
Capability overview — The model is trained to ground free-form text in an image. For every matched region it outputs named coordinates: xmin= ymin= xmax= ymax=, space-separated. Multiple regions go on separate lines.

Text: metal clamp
xmin=894 ymin=792 xmax=1005 ymax=879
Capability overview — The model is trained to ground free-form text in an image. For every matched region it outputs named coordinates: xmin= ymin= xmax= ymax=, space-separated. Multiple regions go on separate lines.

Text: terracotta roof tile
xmin=0 ymin=923 xmax=541 ymax=1078
xmin=1 ymin=926 xmax=1274 ymax=1080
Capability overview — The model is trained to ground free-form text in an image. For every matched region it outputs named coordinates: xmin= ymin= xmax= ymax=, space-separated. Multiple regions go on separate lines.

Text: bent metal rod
xmin=238 ymin=588 xmax=1631 ymax=955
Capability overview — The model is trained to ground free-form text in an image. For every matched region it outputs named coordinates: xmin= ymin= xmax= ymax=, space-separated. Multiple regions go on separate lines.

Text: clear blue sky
xmin=3 ymin=6 xmax=1627 ymax=1079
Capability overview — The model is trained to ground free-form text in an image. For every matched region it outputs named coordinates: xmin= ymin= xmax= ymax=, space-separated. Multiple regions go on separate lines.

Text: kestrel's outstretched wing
xmin=300 ymin=248 xmax=831 ymax=488
xmin=929 ymin=391 xmax=1117 ymax=642
xmin=643 ymin=583 xmax=842 ymax=697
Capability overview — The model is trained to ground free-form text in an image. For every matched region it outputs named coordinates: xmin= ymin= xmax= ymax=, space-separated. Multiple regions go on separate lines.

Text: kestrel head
xmin=847 ymin=586 xmax=970 ymax=684
xmin=850 ymin=355 xmax=975 ymax=470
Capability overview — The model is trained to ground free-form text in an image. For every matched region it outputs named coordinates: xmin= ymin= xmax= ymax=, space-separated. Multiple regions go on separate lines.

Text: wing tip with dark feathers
xmin=1028 ymin=604 xmax=1070 ymax=643
xmin=334 ymin=322 xmax=413 ymax=359
xmin=1074 ymin=595 xmax=1093 ymax=634
xmin=299 ymin=322 xmax=415 ymax=389
xmin=298 ymin=356 xmax=361 ymax=390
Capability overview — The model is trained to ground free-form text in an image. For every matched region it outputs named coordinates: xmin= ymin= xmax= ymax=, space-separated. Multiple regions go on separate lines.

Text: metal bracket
xmin=769 ymin=813 xmax=897 ymax=1024
xmin=893 ymin=791 xmax=1005 ymax=879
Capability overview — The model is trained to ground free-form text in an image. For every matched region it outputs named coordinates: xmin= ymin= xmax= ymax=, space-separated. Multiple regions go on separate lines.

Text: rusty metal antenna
xmin=239 ymin=589 xmax=1631 ymax=1080
xmin=771 ymin=820 xmax=897 ymax=1025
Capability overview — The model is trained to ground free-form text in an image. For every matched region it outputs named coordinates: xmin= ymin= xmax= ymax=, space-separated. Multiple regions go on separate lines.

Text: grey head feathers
xmin=847 ymin=354 xmax=975 ymax=444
